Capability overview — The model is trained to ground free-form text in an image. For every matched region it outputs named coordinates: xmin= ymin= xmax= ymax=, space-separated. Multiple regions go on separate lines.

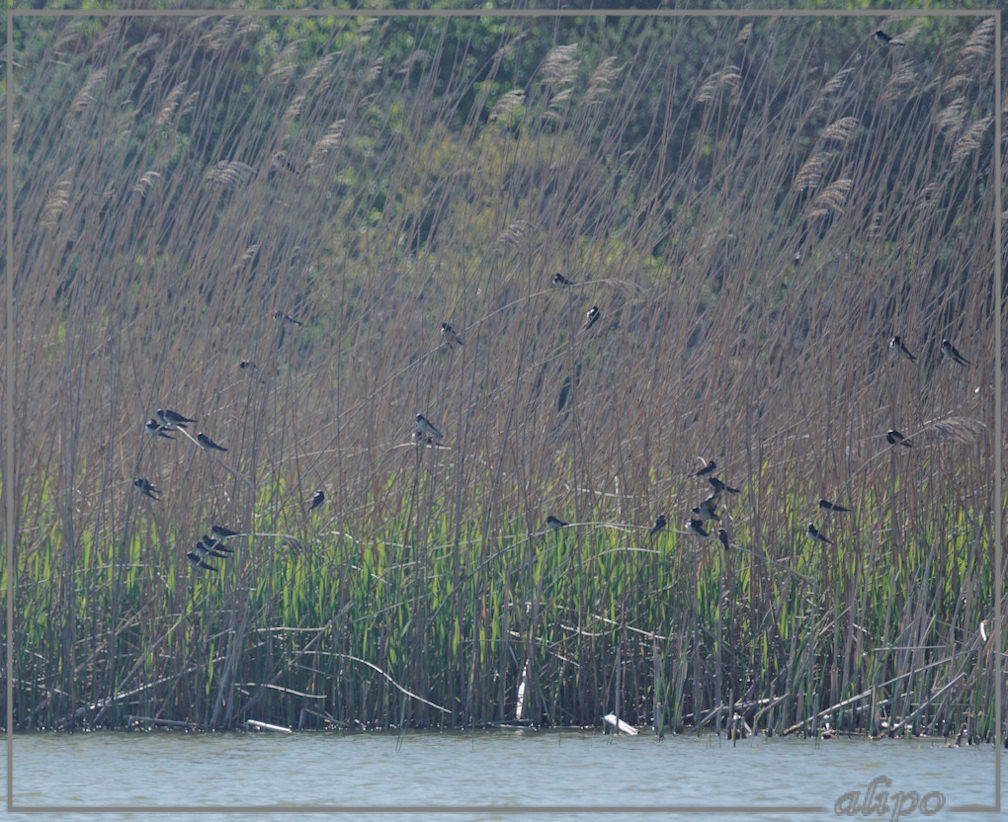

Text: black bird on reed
xmin=582 ymin=305 xmax=600 ymax=331
xmin=133 ymin=478 xmax=160 ymax=500
xmin=441 ymin=323 xmax=463 ymax=347
xmin=238 ymin=360 xmax=258 ymax=370
xmin=940 ymin=339 xmax=969 ymax=366
xmin=273 ymin=310 xmax=303 ymax=326
xmin=717 ymin=528 xmax=730 ymax=552
xmin=692 ymin=459 xmax=716 ymax=478
xmin=886 ymin=429 xmax=911 ymax=448
xmin=415 ymin=414 xmax=444 ymax=441
xmin=552 ymin=272 xmax=574 ymax=287
xmin=145 ymin=418 xmax=175 ymax=439
xmin=197 ymin=432 xmax=228 ymax=452
xmin=194 ymin=540 xmax=230 ymax=559
xmin=889 ymin=335 xmax=917 ymax=363
xmin=806 ymin=522 xmax=832 ymax=544
xmin=211 ymin=525 xmax=240 ymax=539
xmin=310 ymin=489 xmax=325 ymax=510
xmin=818 ymin=499 xmax=850 ymax=513
xmin=873 ymin=29 xmax=903 ymax=46
xmin=691 ymin=497 xmax=719 ymax=521
xmin=200 ymin=535 xmax=233 ymax=554
xmin=157 ymin=408 xmax=195 ymax=429
xmin=708 ymin=476 xmax=739 ymax=494
xmin=546 ymin=515 xmax=568 ymax=530
xmin=186 ymin=551 xmax=218 ymax=572
xmin=685 ymin=518 xmax=710 ymax=538
xmin=649 ymin=514 xmax=667 ymax=536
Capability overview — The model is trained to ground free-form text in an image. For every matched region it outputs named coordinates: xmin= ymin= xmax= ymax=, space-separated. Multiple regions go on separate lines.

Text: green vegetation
xmin=2 ymin=10 xmax=1000 ymax=740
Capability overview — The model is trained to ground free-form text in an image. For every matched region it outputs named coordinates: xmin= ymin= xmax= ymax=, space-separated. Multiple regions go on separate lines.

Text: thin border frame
xmin=4 ymin=5 xmax=1002 ymax=815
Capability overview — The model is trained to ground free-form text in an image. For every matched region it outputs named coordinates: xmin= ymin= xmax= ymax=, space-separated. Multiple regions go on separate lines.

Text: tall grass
xmin=2 ymin=12 xmax=1001 ymax=736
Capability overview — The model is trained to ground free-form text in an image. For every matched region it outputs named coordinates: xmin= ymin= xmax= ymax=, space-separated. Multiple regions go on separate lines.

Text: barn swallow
xmin=546 ymin=515 xmax=568 ymax=530
xmin=196 ymin=432 xmax=228 ymax=452
xmin=806 ymin=522 xmax=832 ymax=544
xmin=441 ymin=323 xmax=463 ymax=347
xmin=709 ymin=476 xmax=740 ymax=494
xmin=272 ymin=151 xmax=301 ymax=175
xmin=133 ymin=477 xmax=160 ymax=499
xmin=649 ymin=514 xmax=667 ymax=536
xmin=691 ymin=497 xmax=719 ymax=521
xmin=186 ymin=551 xmax=218 ymax=571
xmin=211 ymin=525 xmax=240 ymax=539
xmin=818 ymin=499 xmax=850 ymax=513
xmin=310 ymin=489 xmax=325 ymax=510
xmin=157 ymin=409 xmax=195 ymax=429
xmin=717 ymin=528 xmax=730 ymax=551
xmin=886 ymin=429 xmax=911 ymax=447
xmin=415 ymin=414 xmax=443 ymax=440
xmin=200 ymin=534 xmax=233 ymax=554
xmin=873 ymin=29 xmax=903 ymax=46
xmin=889 ymin=335 xmax=917 ymax=363
xmin=940 ymin=339 xmax=969 ymax=366
xmin=686 ymin=518 xmax=710 ymax=538
xmin=552 ymin=272 xmax=574 ymax=287
xmin=583 ymin=305 xmax=600 ymax=331
xmin=194 ymin=540 xmax=230 ymax=559
xmin=273 ymin=310 xmax=303 ymax=326
xmin=145 ymin=418 xmax=175 ymax=439
xmin=692 ymin=459 xmax=717 ymax=478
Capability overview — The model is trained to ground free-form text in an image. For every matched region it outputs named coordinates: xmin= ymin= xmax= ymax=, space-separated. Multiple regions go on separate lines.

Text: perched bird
xmin=211 ymin=525 xmax=240 ymax=539
xmin=691 ymin=497 xmax=719 ymax=521
xmin=692 ymin=459 xmax=717 ymax=478
xmin=196 ymin=432 xmax=228 ymax=452
xmin=889 ymin=335 xmax=917 ymax=363
xmin=546 ymin=515 xmax=568 ymax=530
xmin=441 ymin=323 xmax=463 ymax=347
xmin=583 ymin=305 xmax=600 ymax=331
xmin=145 ymin=418 xmax=175 ymax=439
xmin=717 ymin=528 xmax=730 ymax=552
xmin=272 ymin=151 xmax=301 ymax=175
xmin=940 ymin=339 xmax=970 ymax=366
xmin=873 ymin=29 xmax=903 ymax=46
xmin=194 ymin=540 xmax=230 ymax=559
xmin=649 ymin=514 xmax=667 ymax=536
xmin=133 ymin=477 xmax=160 ymax=500
xmin=157 ymin=409 xmax=195 ymax=429
xmin=709 ymin=476 xmax=740 ymax=494
xmin=685 ymin=518 xmax=710 ymax=538
xmin=806 ymin=522 xmax=833 ymax=544
xmin=886 ymin=429 xmax=912 ymax=448
xmin=273 ymin=310 xmax=303 ymax=326
xmin=186 ymin=551 xmax=218 ymax=571
xmin=415 ymin=414 xmax=444 ymax=441
xmin=238 ymin=360 xmax=258 ymax=370
xmin=310 ymin=489 xmax=325 ymax=510
xmin=552 ymin=272 xmax=574 ymax=287
xmin=818 ymin=499 xmax=851 ymax=513
xmin=200 ymin=535 xmax=233 ymax=554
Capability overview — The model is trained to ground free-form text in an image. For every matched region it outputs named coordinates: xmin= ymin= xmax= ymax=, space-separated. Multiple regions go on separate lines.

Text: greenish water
xmin=4 ymin=730 xmax=998 ymax=821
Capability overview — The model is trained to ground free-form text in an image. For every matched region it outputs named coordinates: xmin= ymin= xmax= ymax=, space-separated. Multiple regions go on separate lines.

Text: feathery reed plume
xmin=951 ymin=117 xmax=992 ymax=164
xmin=805 ymin=177 xmax=852 ymax=219
xmin=155 ymin=82 xmax=187 ymax=128
xmin=695 ymin=66 xmax=741 ymax=104
xmin=490 ymin=89 xmax=526 ymax=123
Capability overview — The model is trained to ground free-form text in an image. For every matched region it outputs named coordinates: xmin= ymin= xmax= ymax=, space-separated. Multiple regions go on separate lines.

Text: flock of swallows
xmin=136 ymin=407 xmax=325 ymax=572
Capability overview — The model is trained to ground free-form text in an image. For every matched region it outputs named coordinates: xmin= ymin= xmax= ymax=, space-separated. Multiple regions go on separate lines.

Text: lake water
xmin=4 ymin=729 xmax=999 ymax=821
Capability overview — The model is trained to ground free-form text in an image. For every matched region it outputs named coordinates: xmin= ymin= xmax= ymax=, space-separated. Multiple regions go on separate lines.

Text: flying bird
xmin=133 ymin=477 xmax=160 ymax=500
xmin=552 ymin=272 xmax=574 ymax=287
xmin=940 ymin=339 xmax=969 ymax=366
xmin=649 ymin=514 xmax=667 ymax=536
xmin=717 ymin=528 xmax=730 ymax=552
xmin=889 ymin=335 xmax=917 ymax=363
xmin=157 ymin=409 xmax=195 ymax=429
xmin=211 ymin=525 xmax=240 ymax=539
xmin=546 ymin=515 xmax=568 ymax=530
xmin=196 ymin=432 xmax=228 ymax=452
xmin=441 ymin=323 xmax=463 ymax=347
xmin=582 ymin=305 xmax=600 ymax=331
xmin=807 ymin=522 xmax=833 ymax=544
xmin=310 ymin=489 xmax=325 ymax=510
xmin=685 ymin=518 xmax=710 ymax=538
xmin=692 ymin=459 xmax=717 ymax=478
xmin=415 ymin=414 xmax=444 ymax=441
xmin=818 ymin=499 xmax=850 ymax=513
xmin=186 ymin=551 xmax=218 ymax=572
xmin=708 ymin=476 xmax=740 ymax=494
xmin=145 ymin=418 xmax=175 ymax=439
xmin=273 ymin=311 xmax=303 ymax=326
xmin=886 ymin=429 xmax=911 ymax=448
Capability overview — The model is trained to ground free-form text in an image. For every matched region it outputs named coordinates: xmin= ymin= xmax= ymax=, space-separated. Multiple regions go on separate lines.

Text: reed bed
xmin=2 ymin=11 xmax=1002 ymax=738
